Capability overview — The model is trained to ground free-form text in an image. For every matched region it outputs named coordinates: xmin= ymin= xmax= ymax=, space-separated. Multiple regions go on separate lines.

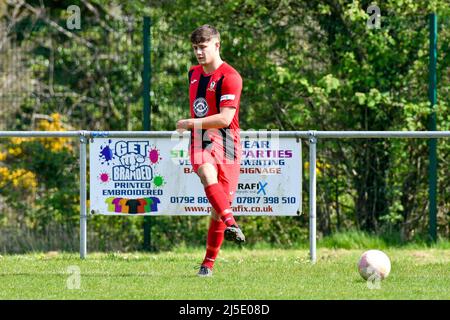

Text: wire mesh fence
xmin=0 ymin=2 xmax=449 ymax=253
xmin=0 ymin=4 xmax=143 ymax=131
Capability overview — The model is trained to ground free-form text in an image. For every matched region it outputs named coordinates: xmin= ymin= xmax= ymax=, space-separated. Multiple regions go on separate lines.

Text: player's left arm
xmin=177 ymin=73 xmax=242 ymax=130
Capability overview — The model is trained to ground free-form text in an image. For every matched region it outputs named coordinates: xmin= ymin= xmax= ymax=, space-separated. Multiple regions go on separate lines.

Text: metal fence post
xmin=428 ymin=13 xmax=438 ymax=242
xmin=308 ymin=131 xmax=317 ymax=264
xmin=79 ymin=132 xmax=87 ymax=259
xmin=143 ymin=16 xmax=152 ymax=251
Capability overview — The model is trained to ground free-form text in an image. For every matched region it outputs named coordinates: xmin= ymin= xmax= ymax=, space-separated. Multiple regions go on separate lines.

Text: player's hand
xmin=176 ymin=119 xmax=192 ymax=132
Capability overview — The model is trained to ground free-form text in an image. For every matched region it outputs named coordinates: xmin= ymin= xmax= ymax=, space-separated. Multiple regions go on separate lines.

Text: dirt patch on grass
xmin=406 ymin=250 xmax=450 ymax=264
xmin=318 ymin=249 xmax=355 ymax=260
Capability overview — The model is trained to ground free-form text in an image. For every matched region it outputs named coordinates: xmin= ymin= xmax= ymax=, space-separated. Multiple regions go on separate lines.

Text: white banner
xmin=89 ymin=134 xmax=301 ymax=216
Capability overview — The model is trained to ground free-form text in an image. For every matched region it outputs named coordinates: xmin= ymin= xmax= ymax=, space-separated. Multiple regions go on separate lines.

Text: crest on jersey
xmin=208 ymin=81 xmax=216 ymax=92
xmin=193 ymin=97 xmax=209 ymax=117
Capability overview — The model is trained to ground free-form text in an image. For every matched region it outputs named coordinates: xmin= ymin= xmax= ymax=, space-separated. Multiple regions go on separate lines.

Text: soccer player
xmin=176 ymin=25 xmax=245 ymax=277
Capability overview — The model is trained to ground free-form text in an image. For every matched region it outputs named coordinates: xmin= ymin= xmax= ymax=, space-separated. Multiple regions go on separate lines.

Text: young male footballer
xmin=176 ymin=25 xmax=245 ymax=277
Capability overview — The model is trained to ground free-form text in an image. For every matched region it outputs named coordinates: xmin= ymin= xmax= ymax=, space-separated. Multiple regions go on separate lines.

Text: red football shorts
xmin=190 ymin=146 xmax=241 ymax=204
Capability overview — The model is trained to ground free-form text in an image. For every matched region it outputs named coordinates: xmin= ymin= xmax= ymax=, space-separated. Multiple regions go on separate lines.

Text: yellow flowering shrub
xmin=35 ymin=113 xmax=73 ymax=152
xmin=0 ymin=167 xmax=37 ymax=192
xmin=3 ymin=113 xmax=72 ymax=157
xmin=0 ymin=113 xmax=73 ymax=194
xmin=304 ymin=160 xmax=332 ymax=175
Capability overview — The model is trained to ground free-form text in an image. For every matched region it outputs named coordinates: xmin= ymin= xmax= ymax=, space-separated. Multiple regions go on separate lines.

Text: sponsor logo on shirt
xmin=193 ymin=97 xmax=209 ymax=117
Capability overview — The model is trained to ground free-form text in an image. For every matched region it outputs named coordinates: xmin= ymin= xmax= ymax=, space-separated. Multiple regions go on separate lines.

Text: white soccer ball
xmin=358 ymin=250 xmax=391 ymax=281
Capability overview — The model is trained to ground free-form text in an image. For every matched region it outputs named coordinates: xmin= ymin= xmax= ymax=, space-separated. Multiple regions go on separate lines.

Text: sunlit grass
xmin=0 ymin=248 xmax=448 ymax=299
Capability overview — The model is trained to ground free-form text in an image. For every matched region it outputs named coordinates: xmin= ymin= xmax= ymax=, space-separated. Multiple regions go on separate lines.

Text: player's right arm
xmin=177 ymin=108 xmax=235 ymax=130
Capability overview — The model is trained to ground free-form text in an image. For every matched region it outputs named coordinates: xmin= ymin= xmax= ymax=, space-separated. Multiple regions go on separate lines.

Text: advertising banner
xmin=89 ymin=133 xmax=301 ymax=216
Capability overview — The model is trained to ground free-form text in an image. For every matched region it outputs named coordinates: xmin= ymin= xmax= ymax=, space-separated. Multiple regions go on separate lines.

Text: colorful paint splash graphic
xmin=148 ymin=147 xmax=162 ymax=165
xmin=99 ymin=172 xmax=110 ymax=183
xmin=99 ymin=139 xmax=114 ymax=165
xmin=153 ymin=175 xmax=165 ymax=187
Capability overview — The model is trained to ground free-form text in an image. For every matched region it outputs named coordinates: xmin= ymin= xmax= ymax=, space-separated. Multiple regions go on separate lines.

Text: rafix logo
xmin=238 ymin=181 xmax=268 ymax=195
xmin=257 ymin=181 xmax=268 ymax=195
xmin=112 ymin=141 xmax=153 ymax=181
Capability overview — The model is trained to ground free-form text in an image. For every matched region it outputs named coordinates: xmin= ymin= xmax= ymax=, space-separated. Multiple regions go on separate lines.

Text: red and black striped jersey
xmin=188 ymin=62 xmax=242 ymax=161
xmin=188 ymin=62 xmax=242 ymax=129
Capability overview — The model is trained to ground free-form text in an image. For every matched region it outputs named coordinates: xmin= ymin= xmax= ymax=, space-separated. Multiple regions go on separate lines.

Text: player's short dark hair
xmin=190 ymin=25 xmax=220 ymax=44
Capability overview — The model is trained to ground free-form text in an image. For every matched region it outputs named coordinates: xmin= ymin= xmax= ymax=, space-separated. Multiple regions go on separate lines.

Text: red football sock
xmin=202 ymin=218 xmax=226 ymax=269
xmin=205 ymin=183 xmax=236 ymax=227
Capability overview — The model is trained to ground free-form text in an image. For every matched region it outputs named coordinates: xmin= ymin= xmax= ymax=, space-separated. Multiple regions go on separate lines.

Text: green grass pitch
xmin=0 ymin=248 xmax=448 ymax=299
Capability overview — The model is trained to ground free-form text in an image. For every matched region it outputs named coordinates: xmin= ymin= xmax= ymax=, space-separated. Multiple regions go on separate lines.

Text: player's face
xmin=192 ymin=38 xmax=219 ymax=65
